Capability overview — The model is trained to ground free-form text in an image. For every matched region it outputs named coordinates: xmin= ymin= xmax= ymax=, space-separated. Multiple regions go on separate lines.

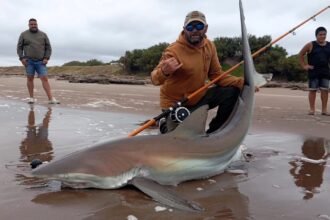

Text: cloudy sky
xmin=1 ymin=0 xmax=329 ymax=66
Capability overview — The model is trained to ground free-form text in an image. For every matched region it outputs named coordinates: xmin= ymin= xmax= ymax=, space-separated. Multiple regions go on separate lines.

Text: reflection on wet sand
xmin=289 ymin=138 xmax=329 ymax=200
xmin=31 ymin=174 xmax=250 ymax=219
xmin=1 ymin=98 xmax=329 ymax=219
xmin=19 ymin=107 xmax=53 ymax=163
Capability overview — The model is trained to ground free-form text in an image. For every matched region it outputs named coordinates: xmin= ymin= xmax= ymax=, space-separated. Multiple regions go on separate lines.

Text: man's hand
xmin=21 ymin=58 xmax=28 ymax=67
xmin=161 ymin=57 xmax=182 ymax=77
xmin=303 ymin=64 xmax=314 ymax=71
xmin=42 ymin=58 xmax=48 ymax=65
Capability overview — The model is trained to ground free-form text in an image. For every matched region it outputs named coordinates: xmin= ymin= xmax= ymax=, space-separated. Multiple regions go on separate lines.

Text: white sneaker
xmin=49 ymin=97 xmax=60 ymax=104
xmin=27 ymin=97 xmax=35 ymax=104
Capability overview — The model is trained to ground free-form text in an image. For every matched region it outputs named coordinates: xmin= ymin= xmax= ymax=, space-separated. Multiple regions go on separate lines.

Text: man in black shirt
xmin=299 ymin=27 xmax=330 ymax=116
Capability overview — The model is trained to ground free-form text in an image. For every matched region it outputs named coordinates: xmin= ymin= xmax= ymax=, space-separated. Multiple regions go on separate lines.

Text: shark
xmin=32 ymin=0 xmax=271 ymax=212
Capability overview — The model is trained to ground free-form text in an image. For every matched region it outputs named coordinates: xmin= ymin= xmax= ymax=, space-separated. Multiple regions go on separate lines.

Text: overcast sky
xmin=1 ymin=0 xmax=329 ymax=66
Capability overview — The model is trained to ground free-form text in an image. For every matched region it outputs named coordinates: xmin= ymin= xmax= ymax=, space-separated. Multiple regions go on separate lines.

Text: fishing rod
xmin=128 ymin=5 xmax=330 ymax=137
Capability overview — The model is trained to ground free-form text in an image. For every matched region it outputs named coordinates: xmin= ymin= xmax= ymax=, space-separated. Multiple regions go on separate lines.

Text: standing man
xmin=17 ymin=18 xmax=59 ymax=104
xmin=151 ymin=11 xmax=244 ymax=134
xmin=299 ymin=26 xmax=330 ymax=116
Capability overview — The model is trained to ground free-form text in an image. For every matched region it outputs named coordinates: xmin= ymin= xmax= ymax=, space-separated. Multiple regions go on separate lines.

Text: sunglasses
xmin=185 ymin=23 xmax=205 ymax=32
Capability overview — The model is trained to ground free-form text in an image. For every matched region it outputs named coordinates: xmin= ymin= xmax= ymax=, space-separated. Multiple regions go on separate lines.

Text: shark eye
xmin=30 ymin=159 xmax=43 ymax=169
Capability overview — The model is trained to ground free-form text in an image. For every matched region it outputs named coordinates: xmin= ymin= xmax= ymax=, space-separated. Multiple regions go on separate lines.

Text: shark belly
xmin=146 ymin=145 xmax=244 ymax=185
xmin=46 ymin=167 xmax=143 ymax=189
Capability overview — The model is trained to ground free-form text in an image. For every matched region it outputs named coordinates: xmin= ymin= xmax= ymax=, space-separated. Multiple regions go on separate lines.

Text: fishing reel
xmin=170 ymin=106 xmax=190 ymax=123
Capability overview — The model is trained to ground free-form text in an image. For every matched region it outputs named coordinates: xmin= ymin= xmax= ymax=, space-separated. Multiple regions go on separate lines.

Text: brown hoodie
xmin=151 ymin=32 xmax=244 ymax=109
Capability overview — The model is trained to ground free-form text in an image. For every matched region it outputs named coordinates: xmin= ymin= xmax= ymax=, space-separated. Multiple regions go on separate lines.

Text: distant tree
xmin=248 ymin=35 xmax=272 ymax=54
xmin=119 ymin=42 xmax=169 ymax=73
xmin=62 ymin=59 xmax=105 ymax=66
xmin=213 ymin=35 xmax=273 ymax=62
xmin=85 ymin=59 xmax=105 ymax=66
xmin=254 ymin=45 xmax=288 ymax=80
xmin=213 ymin=37 xmax=241 ymax=61
xmin=213 ymin=35 xmax=289 ymax=80
xmin=62 ymin=60 xmax=85 ymax=66
xmin=119 ymin=49 xmax=144 ymax=72
xmin=61 ymin=35 xmax=306 ymax=81
xmin=281 ymin=55 xmax=307 ymax=81
xmin=134 ymin=43 xmax=168 ymax=72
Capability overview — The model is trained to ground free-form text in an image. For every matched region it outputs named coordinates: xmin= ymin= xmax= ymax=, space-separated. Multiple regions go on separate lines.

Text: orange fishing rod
xmin=128 ymin=5 xmax=330 ymax=137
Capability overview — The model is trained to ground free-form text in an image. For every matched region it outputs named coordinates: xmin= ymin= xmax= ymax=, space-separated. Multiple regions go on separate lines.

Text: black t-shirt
xmin=307 ymin=41 xmax=330 ymax=79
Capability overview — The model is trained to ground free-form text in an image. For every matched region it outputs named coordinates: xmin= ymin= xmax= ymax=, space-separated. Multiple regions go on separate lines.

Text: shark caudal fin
xmin=239 ymin=0 xmax=273 ymax=88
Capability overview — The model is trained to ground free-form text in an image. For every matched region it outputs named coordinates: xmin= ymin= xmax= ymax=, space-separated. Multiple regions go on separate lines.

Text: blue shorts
xmin=26 ymin=59 xmax=48 ymax=77
xmin=308 ymin=78 xmax=329 ymax=91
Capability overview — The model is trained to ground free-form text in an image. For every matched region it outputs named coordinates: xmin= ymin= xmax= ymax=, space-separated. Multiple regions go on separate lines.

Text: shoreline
xmin=0 ymin=68 xmax=309 ymax=89
xmin=0 ymin=76 xmax=329 ymax=137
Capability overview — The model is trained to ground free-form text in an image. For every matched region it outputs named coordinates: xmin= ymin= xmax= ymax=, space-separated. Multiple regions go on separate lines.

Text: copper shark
xmin=32 ymin=0 xmax=270 ymax=212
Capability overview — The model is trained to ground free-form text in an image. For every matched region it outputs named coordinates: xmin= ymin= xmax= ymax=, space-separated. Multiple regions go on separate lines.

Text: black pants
xmin=160 ymin=85 xmax=240 ymax=134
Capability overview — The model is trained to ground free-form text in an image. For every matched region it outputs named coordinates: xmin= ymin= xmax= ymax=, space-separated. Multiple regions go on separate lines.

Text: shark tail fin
xmin=131 ymin=177 xmax=204 ymax=212
xmin=239 ymin=0 xmax=273 ymax=89
xmin=239 ymin=0 xmax=273 ymax=87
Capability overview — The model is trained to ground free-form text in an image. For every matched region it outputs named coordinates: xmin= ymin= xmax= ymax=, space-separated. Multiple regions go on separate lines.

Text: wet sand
xmin=0 ymin=76 xmax=329 ymax=220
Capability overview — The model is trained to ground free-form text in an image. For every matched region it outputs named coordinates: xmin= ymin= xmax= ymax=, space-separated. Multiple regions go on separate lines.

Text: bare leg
xmin=308 ymin=90 xmax=316 ymax=113
xmin=27 ymin=76 xmax=34 ymax=98
xmin=40 ymin=76 xmax=53 ymax=100
xmin=320 ymin=89 xmax=329 ymax=114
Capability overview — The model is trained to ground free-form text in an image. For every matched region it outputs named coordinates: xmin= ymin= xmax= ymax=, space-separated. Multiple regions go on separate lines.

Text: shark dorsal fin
xmin=167 ymin=105 xmax=208 ymax=138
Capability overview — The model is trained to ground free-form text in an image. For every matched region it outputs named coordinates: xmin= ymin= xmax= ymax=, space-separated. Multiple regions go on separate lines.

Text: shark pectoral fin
xmin=130 ymin=177 xmax=203 ymax=212
xmin=167 ymin=105 xmax=208 ymax=138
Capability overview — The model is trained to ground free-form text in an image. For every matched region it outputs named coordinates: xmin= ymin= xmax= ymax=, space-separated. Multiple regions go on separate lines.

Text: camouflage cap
xmin=184 ymin=11 xmax=207 ymax=27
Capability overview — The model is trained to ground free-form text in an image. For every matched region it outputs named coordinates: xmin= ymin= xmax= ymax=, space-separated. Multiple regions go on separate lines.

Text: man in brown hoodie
xmin=151 ymin=11 xmax=244 ymax=134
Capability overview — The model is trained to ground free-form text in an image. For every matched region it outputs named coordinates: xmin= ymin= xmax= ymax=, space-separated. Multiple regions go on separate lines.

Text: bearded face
xmin=183 ymin=21 xmax=208 ymax=45
xmin=29 ymin=20 xmax=38 ymax=33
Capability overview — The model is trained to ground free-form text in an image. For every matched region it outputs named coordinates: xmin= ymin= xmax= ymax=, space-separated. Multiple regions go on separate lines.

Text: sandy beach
xmin=1 ymin=76 xmax=330 ymax=136
xmin=0 ymin=76 xmax=329 ymax=220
